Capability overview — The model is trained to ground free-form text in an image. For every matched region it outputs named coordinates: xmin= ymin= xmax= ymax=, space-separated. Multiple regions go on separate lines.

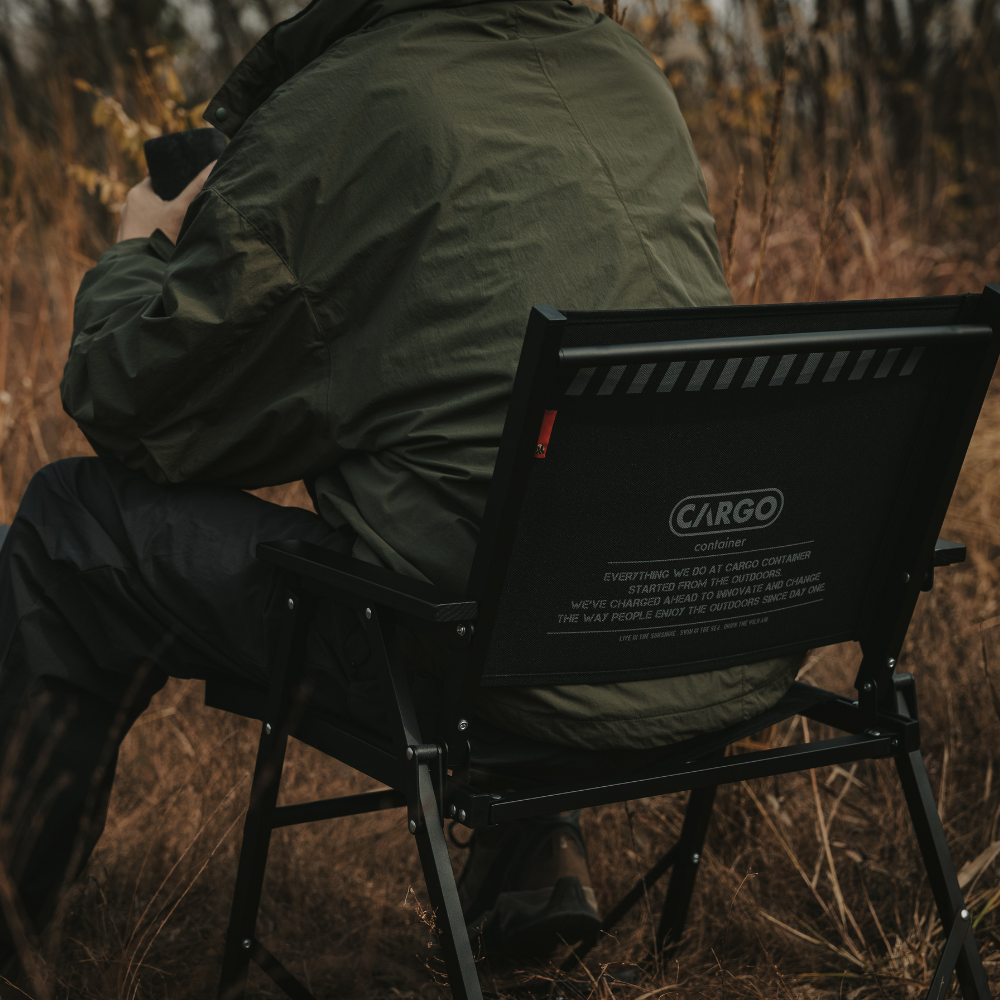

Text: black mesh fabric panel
xmin=481 ymin=342 xmax=947 ymax=686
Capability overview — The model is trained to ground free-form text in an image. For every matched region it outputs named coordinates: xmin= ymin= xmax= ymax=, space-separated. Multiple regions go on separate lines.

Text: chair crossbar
xmin=484 ymin=731 xmax=901 ymax=824
xmin=272 ymin=788 xmax=406 ymax=829
xmin=439 ymin=681 xmax=910 ymax=831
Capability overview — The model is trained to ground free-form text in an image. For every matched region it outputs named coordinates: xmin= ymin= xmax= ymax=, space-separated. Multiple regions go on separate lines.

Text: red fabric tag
xmin=535 ymin=410 xmax=557 ymax=458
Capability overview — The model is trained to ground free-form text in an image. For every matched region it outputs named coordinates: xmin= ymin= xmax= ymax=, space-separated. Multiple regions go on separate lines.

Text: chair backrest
xmin=465 ymin=291 xmax=1000 ymax=690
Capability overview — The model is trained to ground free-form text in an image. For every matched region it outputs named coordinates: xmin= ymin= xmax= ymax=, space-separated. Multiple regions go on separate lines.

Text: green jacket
xmin=65 ymin=0 xmax=799 ymax=749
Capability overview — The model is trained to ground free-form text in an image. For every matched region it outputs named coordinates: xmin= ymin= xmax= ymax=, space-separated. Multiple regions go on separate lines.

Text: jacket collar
xmin=206 ymin=0 xmax=494 ymax=136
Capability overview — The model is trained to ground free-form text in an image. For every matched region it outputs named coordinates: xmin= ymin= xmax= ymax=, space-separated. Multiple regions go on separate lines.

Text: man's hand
xmin=116 ymin=160 xmax=216 ymax=245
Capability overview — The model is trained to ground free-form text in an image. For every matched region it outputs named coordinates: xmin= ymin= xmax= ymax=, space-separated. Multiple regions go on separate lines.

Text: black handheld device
xmin=143 ymin=129 xmax=227 ymax=201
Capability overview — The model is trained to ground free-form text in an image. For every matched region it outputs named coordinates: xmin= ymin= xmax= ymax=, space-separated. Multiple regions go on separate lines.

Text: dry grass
xmin=47 ymin=514 xmax=1000 ymax=1000
xmin=2 ymin=16 xmax=1000 ymax=1000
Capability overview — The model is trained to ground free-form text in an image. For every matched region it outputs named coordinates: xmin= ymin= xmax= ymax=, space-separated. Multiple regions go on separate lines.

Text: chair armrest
xmin=933 ymin=538 xmax=966 ymax=567
xmin=256 ymin=539 xmax=478 ymax=623
xmin=921 ymin=538 xmax=966 ymax=592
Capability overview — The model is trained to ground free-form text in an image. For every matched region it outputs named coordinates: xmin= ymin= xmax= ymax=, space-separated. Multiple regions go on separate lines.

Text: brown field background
xmin=3 ymin=0 xmax=1000 ymax=996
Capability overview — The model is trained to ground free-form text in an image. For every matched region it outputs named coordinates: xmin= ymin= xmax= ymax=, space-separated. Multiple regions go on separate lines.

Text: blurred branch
xmin=725 ymin=164 xmax=745 ymax=289
xmin=603 ymin=0 xmax=628 ymax=27
xmin=753 ymin=60 xmax=787 ymax=305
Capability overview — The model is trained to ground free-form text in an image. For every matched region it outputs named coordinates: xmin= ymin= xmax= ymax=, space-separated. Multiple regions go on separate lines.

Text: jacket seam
xmin=524 ymin=25 xmax=662 ymax=290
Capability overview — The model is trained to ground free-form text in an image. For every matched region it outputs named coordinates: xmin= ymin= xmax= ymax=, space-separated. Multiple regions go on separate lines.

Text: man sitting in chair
xmin=0 ymin=0 xmax=801 ymax=961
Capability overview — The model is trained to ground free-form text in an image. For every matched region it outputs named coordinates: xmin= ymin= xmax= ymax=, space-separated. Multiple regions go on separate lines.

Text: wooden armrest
xmin=256 ymin=539 xmax=478 ymax=622
xmin=933 ymin=538 xmax=966 ymax=567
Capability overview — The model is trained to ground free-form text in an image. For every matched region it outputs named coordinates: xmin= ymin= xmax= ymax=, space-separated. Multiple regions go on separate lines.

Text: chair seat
xmin=205 ymin=676 xmax=839 ymax=790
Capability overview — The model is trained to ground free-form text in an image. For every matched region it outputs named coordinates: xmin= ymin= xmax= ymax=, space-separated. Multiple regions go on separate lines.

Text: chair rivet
xmin=888 ymin=657 xmax=896 ymax=669
xmin=863 ymin=682 xmax=873 ymax=692
xmin=961 ymin=908 xmax=970 ymax=920
xmin=903 ymin=572 xmax=910 ymax=584
xmin=264 ymin=723 xmax=272 ymax=735
xmin=365 ymin=608 xmax=372 ymax=619
xmin=691 ymin=852 xmax=700 ymax=864
xmin=459 ymin=809 xmax=467 ymax=822
xmin=408 ymin=819 xmax=417 ymax=834
xmin=458 ymin=719 xmax=469 ymax=732
xmin=450 ymin=804 xmax=457 ymax=817
xmin=406 ymin=747 xmax=414 ymax=760
xmin=456 ymin=624 xmax=466 ymax=637
xmin=242 ymin=938 xmax=251 ymax=950
xmin=287 ymin=598 xmax=294 ymax=611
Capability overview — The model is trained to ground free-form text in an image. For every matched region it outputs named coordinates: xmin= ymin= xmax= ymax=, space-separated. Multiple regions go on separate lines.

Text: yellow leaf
xmin=66 ymin=164 xmax=99 ymax=195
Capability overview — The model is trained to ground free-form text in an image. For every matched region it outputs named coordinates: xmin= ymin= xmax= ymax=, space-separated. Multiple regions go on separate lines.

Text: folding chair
xmin=208 ymin=288 xmax=1000 ymax=1000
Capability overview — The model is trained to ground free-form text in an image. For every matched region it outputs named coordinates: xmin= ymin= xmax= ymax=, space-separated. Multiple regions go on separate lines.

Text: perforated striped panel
xmin=562 ymin=345 xmax=924 ymax=400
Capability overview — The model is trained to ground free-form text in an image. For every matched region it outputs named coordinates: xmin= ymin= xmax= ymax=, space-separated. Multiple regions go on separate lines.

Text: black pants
xmin=0 ymin=456 xmax=400 ymax=942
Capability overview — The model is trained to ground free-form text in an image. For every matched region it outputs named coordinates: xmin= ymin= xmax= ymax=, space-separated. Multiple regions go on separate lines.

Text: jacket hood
xmin=206 ymin=0 xmax=497 ymax=136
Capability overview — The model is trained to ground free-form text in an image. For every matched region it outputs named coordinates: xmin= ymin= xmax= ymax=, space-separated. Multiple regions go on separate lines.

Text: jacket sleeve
xmin=62 ymin=187 xmax=335 ymax=487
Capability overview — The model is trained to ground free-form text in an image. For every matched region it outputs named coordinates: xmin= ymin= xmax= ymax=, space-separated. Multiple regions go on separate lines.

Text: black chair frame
xmin=210 ymin=291 xmax=1000 ymax=1000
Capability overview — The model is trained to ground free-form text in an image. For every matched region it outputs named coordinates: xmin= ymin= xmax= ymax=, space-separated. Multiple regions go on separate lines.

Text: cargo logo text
xmin=669 ymin=488 xmax=784 ymax=537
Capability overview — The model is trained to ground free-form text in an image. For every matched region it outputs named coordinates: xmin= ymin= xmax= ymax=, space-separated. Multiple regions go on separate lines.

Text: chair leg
xmin=656 ymin=784 xmax=718 ymax=954
xmin=218 ymin=725 xmax=289 ymax=1000
xmin=412 ymin=761 xmax=483 ymax=1000
xmin=895 ymin=749 xmax=990 ymax=1000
